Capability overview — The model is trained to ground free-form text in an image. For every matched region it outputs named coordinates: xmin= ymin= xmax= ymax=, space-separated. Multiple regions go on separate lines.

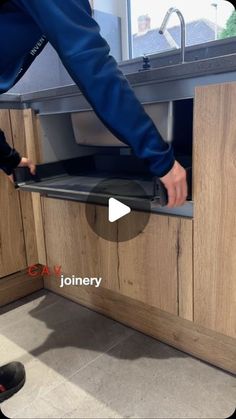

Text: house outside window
xmin=9 ymin=0 xmax=236 ymax=94
xmin=129 ymin=0 xmax=235 ymax=59
xmin=80 ymin=1 xmax=236 ymax=62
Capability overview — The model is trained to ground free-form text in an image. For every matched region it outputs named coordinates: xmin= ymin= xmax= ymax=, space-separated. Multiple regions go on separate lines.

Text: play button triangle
xmin=108 ymin=198 xmax=131 ymax=223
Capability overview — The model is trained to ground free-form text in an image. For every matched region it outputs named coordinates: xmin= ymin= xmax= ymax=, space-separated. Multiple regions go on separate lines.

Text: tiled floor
xmin=0 ymin=290 xmax=235 ymax=419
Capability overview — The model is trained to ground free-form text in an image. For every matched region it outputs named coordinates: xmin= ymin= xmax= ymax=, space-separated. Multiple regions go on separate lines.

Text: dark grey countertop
xmin=15 ymin=54 xmax=236 ymax=103
xmin=0 ymin=93 xmax=21 ymax=103
xmin=1 ymin=49 xmax=236 ymax=107
xmin=127 ymin=54 xmax=236 ymax=85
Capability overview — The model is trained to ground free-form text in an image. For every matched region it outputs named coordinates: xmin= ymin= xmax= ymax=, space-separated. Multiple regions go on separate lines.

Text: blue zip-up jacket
xmin=0 ymin=0 xmax=175 ymax=177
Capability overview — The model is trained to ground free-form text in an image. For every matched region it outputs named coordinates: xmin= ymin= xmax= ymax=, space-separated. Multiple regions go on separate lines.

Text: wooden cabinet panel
xmin=0 ymin=110 xmax=27 ymax=277
xmin=42 ymin=197 xmax=193 ymax=317
xmin=194 ymin=83 xmax=236 ymax=338
xmin=10 ymin=110 xmax=40 ymax=266
xmin=118 ymin=215 xmax=193 ymax=316
xmin=0 ymin=269 xmax=43 ymax=307
xmin=42 ymin=197 xmax=119 ymax=291
xmin=22 ymin=109 xmax=47 ymax=265
xmin=9 ymin=109 xmax=27 ymax=155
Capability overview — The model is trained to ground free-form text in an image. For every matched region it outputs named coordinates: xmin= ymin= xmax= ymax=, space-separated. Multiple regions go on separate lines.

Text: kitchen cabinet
xmin=41 ymin=198 xmax=119 ymax=292
xmin=0 ymin=110 xmax=27 ymax=277
xmin=21 ymin=109 xmax=46 ymax=266
xmin=10 ymin=109 xmax=42 ymax=267
xmin=42 ymin=195 xmax=235 ymax=373
xmin=0 ymin=109 xmax=44 ymax=303
xmin=2 ymin=79 xmax=236 ymax=373
xmin=36 ymin=83 xmax=236 ymax=372
xmin=41 ymin=196 xmax=193 ymax=318
xmin=193 ymin=83 xmax=236 ymax=339
xmin=118 ymin=214 xmax=192 ymax=318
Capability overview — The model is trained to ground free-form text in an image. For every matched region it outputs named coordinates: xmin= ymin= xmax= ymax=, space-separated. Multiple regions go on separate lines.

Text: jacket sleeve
xmin=0 ymin=129 xmax=22 ymax=175
xmin=16 ymin=0 xmax=175 ymax=177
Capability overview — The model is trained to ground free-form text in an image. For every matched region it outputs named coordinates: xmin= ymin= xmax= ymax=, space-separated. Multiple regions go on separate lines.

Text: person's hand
xmin=8 ymin=157 xmax=36 ymax=184
xmin=160 ymin=160 xmax=187 ymax=208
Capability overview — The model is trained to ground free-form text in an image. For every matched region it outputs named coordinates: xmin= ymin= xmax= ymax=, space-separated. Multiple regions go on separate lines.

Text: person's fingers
xmin=166 ymin=178 xmax=187 ymax=208
xmin=29 ymin=162 xmax=36 ymax=175
xmin=18 ymin=157 xmax=36 ymax=175
xmin=159 ymin=160 xmax=188 ymax=208
xmin=182 ymin=177 xmax=188 ymax=203
xmin=8 ymin=174 xmax=14 ymax=184
xmin=18 ymin=157 xmax=26 ymax=167
xmin=181 ymin=177 xmax=187 ymax=205
xmin=166 ymin=185 xmax=176 ymax=208
xmin=176 ymin=170 xmax=187 ymax=207
xmin=178 ymin=177 xmax=188 ymax=206
xmin=175 ymin=183 xmax=182 ymax=207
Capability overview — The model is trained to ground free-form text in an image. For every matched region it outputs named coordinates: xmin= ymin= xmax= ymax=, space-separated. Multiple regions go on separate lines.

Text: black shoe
xmin=0 ymin=408 xmax=10 ymax=418
xmin=0 ymin=362 xmax=25 ymax=403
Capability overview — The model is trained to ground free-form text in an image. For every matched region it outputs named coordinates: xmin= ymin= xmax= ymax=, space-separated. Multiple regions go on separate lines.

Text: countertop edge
xmin=1 ymin=53 xmax=236 ymax=105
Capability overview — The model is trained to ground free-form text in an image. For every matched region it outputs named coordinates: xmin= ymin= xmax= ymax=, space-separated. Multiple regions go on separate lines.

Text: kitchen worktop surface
xmin=1 ymin=49 xmax=236 ymax=108
xmin=19 ymin=52 xmax=236 ymax=102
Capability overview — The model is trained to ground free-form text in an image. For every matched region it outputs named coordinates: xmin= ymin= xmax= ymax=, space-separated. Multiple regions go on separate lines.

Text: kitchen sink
xmin=71 ymin=100 xmax=174 ymax=147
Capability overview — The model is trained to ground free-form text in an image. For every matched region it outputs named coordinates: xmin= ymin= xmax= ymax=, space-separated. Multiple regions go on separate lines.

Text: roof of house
xmin=132 ymin=19 xmax=222 ymax=57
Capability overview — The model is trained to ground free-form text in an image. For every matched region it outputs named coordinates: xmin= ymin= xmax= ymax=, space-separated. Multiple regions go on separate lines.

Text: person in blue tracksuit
xmin=0 ymin=0 xmax=187 ymax=208
xmin=0 ymin=0 xmax=188 ymax=404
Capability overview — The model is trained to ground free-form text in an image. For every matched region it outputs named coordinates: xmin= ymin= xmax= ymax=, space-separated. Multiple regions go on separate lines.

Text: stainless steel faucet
xmin=159 ymin=7 xmax=186 ymax=63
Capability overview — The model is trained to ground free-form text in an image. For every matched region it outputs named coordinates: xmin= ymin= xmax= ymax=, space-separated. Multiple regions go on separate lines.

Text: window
xmin=87 ymin=1 xmax=236 ymax=61
xmin=93 ymin=0 xmax=130 ymax=61
xmin=128 ymin=0 xmax=235 ymax=59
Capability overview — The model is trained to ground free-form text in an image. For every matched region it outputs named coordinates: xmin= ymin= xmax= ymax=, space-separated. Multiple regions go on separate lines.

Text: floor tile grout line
xmin=43 ymin=330 xmax=135 ymax=398
xmin=2 ymin=293 xmax=135 ymax=417
xmin=66 ymin=330 xmax=135 ymax=381
xmin=8 ymin=330 xmax=135 ymax=418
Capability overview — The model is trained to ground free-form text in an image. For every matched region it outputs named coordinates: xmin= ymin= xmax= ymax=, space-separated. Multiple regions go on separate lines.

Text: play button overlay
xmin=85 ymin=178 xmax=151 ymax=242
xmin=109 ymin=198 xmax=131 ymax=222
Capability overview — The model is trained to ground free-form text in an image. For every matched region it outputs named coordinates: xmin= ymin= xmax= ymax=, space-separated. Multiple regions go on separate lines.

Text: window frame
xmin=126 ymin=0 xmax=236 ymax=60
xmin=126 ymin=0 xmax=133 ymax=60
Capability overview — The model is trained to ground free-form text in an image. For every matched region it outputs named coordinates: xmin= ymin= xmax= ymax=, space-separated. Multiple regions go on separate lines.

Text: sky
xmin=131 ymin=0 xmax=235 ymax=33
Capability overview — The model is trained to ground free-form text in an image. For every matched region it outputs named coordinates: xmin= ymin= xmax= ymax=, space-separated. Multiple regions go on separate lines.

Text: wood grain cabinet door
xmin=194 ymin=82 xmax=236 ymax=339
xmin=118 ymin=214 xmax=193 ymax=317
xmin=42 ymin=196 xmax=193 ymax=318
xmin=42 ymin=197 xmax=119 ymax=292
xmin=0 ymin=110 xmax=27 ymax=277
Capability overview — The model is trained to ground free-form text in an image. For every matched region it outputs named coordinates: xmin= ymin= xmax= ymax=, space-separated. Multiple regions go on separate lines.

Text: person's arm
xmin=16 ymin=0 xmax=175 ymax=177
xmin=16 ymin=0 xmax=187 ymax=207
